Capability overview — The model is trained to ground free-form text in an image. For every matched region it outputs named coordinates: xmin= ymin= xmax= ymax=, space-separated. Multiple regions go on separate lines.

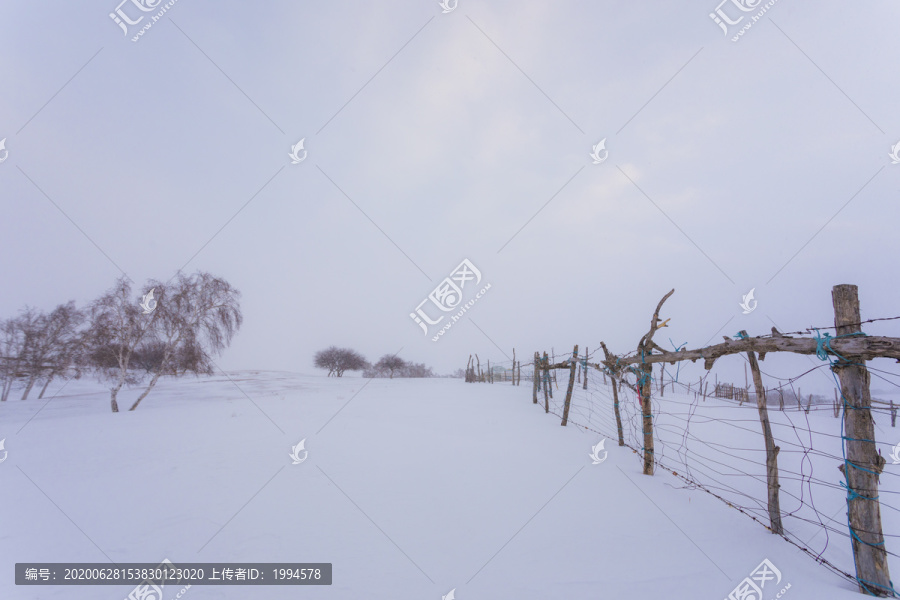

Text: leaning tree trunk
xmin=21 ymin=376 xmax=38 ymax=400
xmin=130 ymin=368 xmax=166 ymax=411
xmin=38 ymin=375 xmax=54 ymax=399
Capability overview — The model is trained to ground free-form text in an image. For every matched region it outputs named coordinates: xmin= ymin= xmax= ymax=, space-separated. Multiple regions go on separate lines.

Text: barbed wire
xmin=466 ymin=352 xmax=900 ymax=589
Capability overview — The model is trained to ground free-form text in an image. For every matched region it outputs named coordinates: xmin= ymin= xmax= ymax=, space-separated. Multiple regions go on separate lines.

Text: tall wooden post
xmin=582 ymin=347 xmax=588 ymax=390
xmin=542 ymin=351 xmax=550 ymax=412
xmin=512 ymin=349 xmax=516 ymax=386
xmin=551 ymin=348 xmax=558 ymax=387
xmin=741 ymin=330 xmax=783 ymax=535
xmin=600 ymin=342 xmax=625 ymax=447
xmin=638 ymin=359 xmax=654 ymax=474
xmin=561 ymin=345 xmax=578 ymax=426
xmin=532 ymin=352 xmax=539 ymax=404
xmin=832 ymin=284 xmax=891 ymax=596
xmin=659 ymin=364 xmax=666 ymax=398
xmin=636 ymin=289 xmax=673 ymax=475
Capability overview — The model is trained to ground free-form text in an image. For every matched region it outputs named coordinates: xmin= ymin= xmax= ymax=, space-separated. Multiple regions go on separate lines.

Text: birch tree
xmin=0 ymin=317 xmax=26 ymax=402
xmin=86 ymin=277 xmax=157 ymax=412
xmin=20 ymin=302 xmax=84 ymax=400
xmin=128 ymin=271 xmax=241 ymax=411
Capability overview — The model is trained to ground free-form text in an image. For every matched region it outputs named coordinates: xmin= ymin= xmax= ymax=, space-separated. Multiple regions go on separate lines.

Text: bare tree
xmin=364 ymin=358 xmax=435 ymax=378
xmin=314 ymin=347 xmax=368 ymax=377
xmin=399 ymin=361 xmax=434 ymax=378
xmin=128 ymin=272 xmax=241 ymax=411
xmin=86 ymin=277 xmax=158 ymax=412
xmin=20 ymin=302 xmax=85 ymax=400
xmin=15 ymin=307 xmax=45 ymax=399
xmin=0 ymin=317 xmax=26 ymax=402
xmin=374 ymin=354 xmax=407 ymax=379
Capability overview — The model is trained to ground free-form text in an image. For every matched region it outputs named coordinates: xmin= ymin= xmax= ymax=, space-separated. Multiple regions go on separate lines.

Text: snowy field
xmin=0 ymin=371 xmax=885 ymax=599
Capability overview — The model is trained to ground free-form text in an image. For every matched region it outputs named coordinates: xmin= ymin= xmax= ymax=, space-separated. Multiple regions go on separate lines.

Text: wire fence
xmin=472 ymin=345 xmax=900 ymax=589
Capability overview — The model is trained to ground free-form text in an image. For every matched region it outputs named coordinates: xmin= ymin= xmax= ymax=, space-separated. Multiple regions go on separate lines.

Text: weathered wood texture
xmin=542 ymin=351 xmax=550 ymax=412
xmin=593 ymin=333 xmax=900 ymax=370
xmin=743 ymin=329 xmax=783 ymax=535
xmin=600 ymin=341 xmax=625 ymax=447
xmin=636 ymin=289 xmax=673 ymax=475
xmin=832 ymin=285 xmax=891 ymax=595
xmin=561 ymin=345 xmax=578 ymax=426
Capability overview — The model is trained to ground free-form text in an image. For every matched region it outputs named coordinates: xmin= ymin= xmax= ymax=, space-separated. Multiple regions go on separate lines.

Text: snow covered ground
xmin=0 ymin=371 xmax=885 ymax=599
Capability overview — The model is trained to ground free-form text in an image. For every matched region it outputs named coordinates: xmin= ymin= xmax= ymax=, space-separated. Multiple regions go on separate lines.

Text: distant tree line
xmin=0 ymin=272 xmax=242 ymax=413
xmin=313 ymin=348 xmax=437 ymax=379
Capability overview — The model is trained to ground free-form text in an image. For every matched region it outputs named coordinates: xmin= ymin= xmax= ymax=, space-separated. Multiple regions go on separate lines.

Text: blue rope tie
xmin=668 ymin=338 xmax=686 ymax=381
xmin=812 ymin=327 xmax=894 ymax=596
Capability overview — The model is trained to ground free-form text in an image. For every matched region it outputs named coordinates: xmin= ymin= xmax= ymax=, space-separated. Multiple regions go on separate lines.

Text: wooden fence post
xmin=892 ymin=401 xmax=897 ymax=428
xmin=542 ymin=352 xmax=550 ymax=411
xmin=532 ymin=352 xmax=539 ymax=404
xmin=742 ymin=330 xmax=783 ymax=535
xmin=600 ymin=342 xmax=625 ymax=447
xmin=561 ymin=344 xmax=578 ymax=426
xmin=636 ymin=289 xmax=673 ymax=475
xmin=832 ymin=284 xmax=891 ymax=596
xmin=544 ymin=352 xmax=553 ymax=399
xmin=551 ymin=348 xmax=556 ymax=386
xmin=659 ymin=364 xmax=666 ymax=398
xmin=512 ymin=349 xmax=516 ymax=386
xmin=583 ymin=347 xmax=589 ymax=390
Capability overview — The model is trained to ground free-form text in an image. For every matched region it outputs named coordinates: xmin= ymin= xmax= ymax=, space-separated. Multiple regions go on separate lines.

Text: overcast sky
xmin=1 ymin=0 xmax=898 ymax=392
